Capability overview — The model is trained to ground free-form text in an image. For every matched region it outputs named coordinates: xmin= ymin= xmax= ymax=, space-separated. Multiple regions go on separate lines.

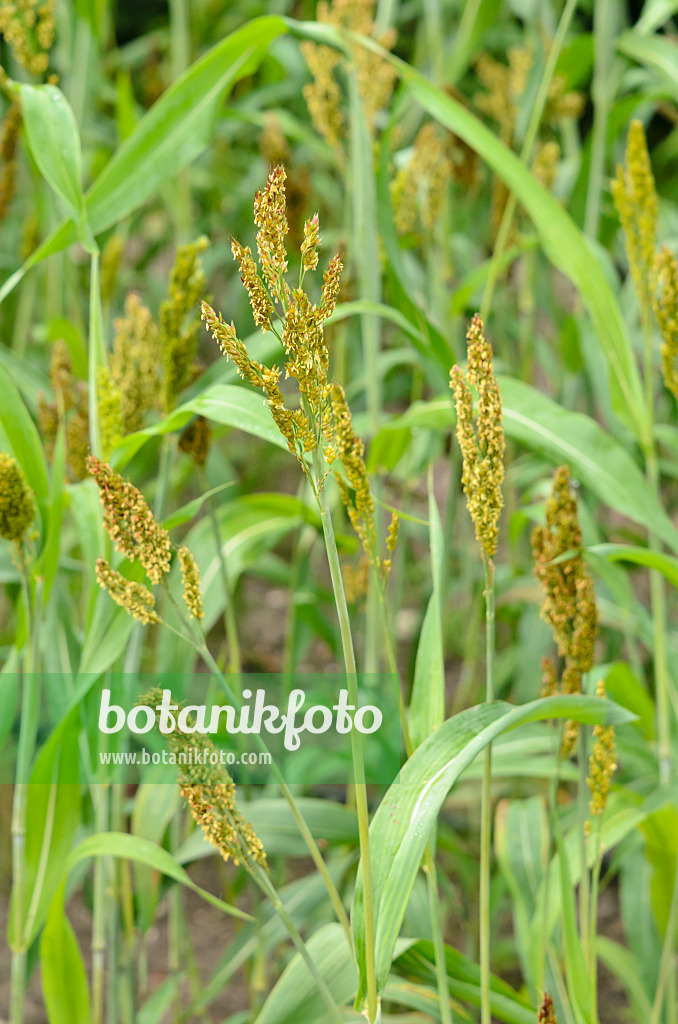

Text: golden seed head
xmin=611 ymin=119 xmax=658 ymax=317
xmin=0 ymin=0 xmax=56 ymax=75
xmin=0 ymin=452 xmax=35 ymax=543
xmin=587 ymin=679 xmax=617 ymax=818
xmin=138 ymin=689 xmax=267 ymax=869
xmin=254 ymin=164 xmax=288 ymax=293
xmin=201 ymin=301 xmax=266 ymax=389
xmin=301 ymin=213 xmax=320 ymax=271
xmin=87 ymin=456 xmax=172 ymax=584
xmin=653 ymin=246 xmax=678 ymax=400
xmin=95 ymin=559 xmax=160 ymax=624
xmin=178 ymin=546 xmax=204 ymax=620
xmin=231 ymin=239 xmax=274 ymax=332
xmin=531 ymin=466 xmax=598 ymax=757
xmin=321 ymin=253 xmax=343 ymax=319
xmin=449 ymin=314 xmax=505 ymax=564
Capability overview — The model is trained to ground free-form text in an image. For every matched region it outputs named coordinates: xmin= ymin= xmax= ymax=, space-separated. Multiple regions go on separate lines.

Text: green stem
xmin=480 ymin=558 xmax=495 ymax=1024
xmin=537 ymin=721 xmax=566 ymax=994
xmin=91 ymin=784 xmax=110 ymax=1024
xmin=650 ymin=855 xmax=678 ymax=1024
xmin=578 ymin=729 xmax=591 ymax=968
xmin=425 ymin=844 xmax=454 ymax=1024
xmin=88 ymin=251 xmax=105 ymax=459
xmin=9 ymin=566 xmax=41 ymax=1024
xmin=315 ymin=475 xmax=379 ymax=1024
xmin=480 ymin=0 xmax=579 ymax=322
xmin=588 ymin=824 xmax=603 ymax=1024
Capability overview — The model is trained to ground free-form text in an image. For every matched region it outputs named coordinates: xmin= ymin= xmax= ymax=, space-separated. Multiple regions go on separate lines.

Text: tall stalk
xmin=479 ymin=557 xmax=495 ymax=1024
xmin=314 ymin=471 xmax=379 ymax=1024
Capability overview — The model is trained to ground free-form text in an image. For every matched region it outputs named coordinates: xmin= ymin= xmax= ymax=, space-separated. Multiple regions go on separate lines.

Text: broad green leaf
xmin=256 ymin=922 xmax=357 ymax=1024
xmin=66 ymin=832 xmax=252 ymax=920
xmin=18 ymin=85 xmax=84 ymax=218
xmin=587 ymin=542 xmax=678 ymax=588
xmin=394 ymin=941 xmax=535 ymax=1024
xmin=112 ymin=384 xmax=291 ymax=469
xmin=162 ymin=482 xmax=235 ymax=531
xmin=617 ymin=31 xmax=678 ymax=91
xmin=41 ymin=887 xmax=90 ymax=1024
xmin=351 ymin=695 xmax=635 ymax=1006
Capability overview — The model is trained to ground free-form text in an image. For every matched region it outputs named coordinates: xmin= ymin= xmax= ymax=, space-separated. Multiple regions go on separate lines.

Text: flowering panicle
xmin=0 ymin=100 xmax=21 ymax=222
xmin=532 ymin=466 xmax=598 ymax=757
xmin=611 ymin=120 xmax=658 ymax=318
xmin=254 ymin=165 xmax=288 ymax=296
xmin=110 ymin=293 xmax=162 ymax=433
xmin=179 ymin=415 xmax=211 ymax=467
xmin=301 ymin=213 xmax=320 ymax=271
xmin=202 ymin=168 xmax=345 ymax=473
xmin=0 ymin=453 xmax=35 ymax=543
xmin=449 ymin=315 xmax=505 ymax=568
xmin=587 ymin=679 xmax=617 ymax=819
xmin=231 ymin=240 xmax=274 ymax=331
xmin=95 ymin=559 xmax=160 ymax=625
xmin=0 ymin=0 xmax=56 ymax=75
xmin=161 ymin=237 xmax=209 ymax=411
xmin=538 ymin=994 xmax=558 ymax=1024
xmin=301 ymin=36 xmax=344 ymax=150
xmin=653 ymin=246 xmax=678 ymax=400
xmin=87 ymin=456 xmax=171 ymax=584
xmin=178 ymin=546 xmax=203 ymax=620
xmin=391 ymin=123 xmax=453 ymax=235
xmin=138 ymin=689 xmax=267 ymax=869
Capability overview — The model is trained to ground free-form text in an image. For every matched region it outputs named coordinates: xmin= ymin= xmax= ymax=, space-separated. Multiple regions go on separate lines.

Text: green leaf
xmin=17 ymin=85 xmax=84 ymax=218
xmin=256 ymin=923 xmax=357 ymax=1024
xmin=112 ymin=384 xmax=291 ymax=469
xmin=41 ymin=887 xmax=90 ymax=1024
xmin=617 ymin=31 xmax=678 ymax=91
xmin=66 ymin=832 xmax=252 ymax=920
xmin=553 ymin=814 xmax=592 ymax=1024
xmin=351 ymin=695 xmax=635 ymax=1006
xmin=587 ymin=543 xmax=678 ymax=588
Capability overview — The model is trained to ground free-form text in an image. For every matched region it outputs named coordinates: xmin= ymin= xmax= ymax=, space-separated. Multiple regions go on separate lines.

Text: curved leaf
xmin=351 ymin=695 xmax=635 ymax=1006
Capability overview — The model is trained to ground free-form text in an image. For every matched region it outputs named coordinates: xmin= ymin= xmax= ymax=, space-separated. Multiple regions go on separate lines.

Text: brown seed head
xmin=95 ymin=559 xmax=160 ymax=624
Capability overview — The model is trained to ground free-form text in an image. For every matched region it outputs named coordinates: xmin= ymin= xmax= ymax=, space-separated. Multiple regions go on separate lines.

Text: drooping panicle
xmin=587 ymin=679 xmax=617 ymax=819
xmin=87 ymin=456 xmax=172 ymax=584
xmin=301 ymin=213 xmax=320 ymax=271
xmin=449 ymin=314 xmax=505 ymax=566
xmin=138 ymin=689 xmax=267 ymax=869
xmin=254 ymin=165 xmax=288 ymax=294
xmin=95 ymin=559 xmax=160 ymax=624
xmin=231 ymin=240 xmax=274 ymax=331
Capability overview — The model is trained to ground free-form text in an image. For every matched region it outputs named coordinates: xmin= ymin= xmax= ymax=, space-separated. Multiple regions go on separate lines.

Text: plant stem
xmin=479 ymin=557 xmax=495 ymax=1024
xmin=578 ymin=729 xmax=591 ymax=968
xmin=650 ymin=856 xmax=678 ymax=1024
xmin=314 ymin=475 xmax=379 ymax=1024
xmin=584 ymin=0 xmax=616 ymax=239
xmin=91 ymin=784 xmax=110 ymax=1024
xmin=425 ymin=844 xmax=454 ymax=1024
xmin=9 ymin=567 xmax=41 ymax=1024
